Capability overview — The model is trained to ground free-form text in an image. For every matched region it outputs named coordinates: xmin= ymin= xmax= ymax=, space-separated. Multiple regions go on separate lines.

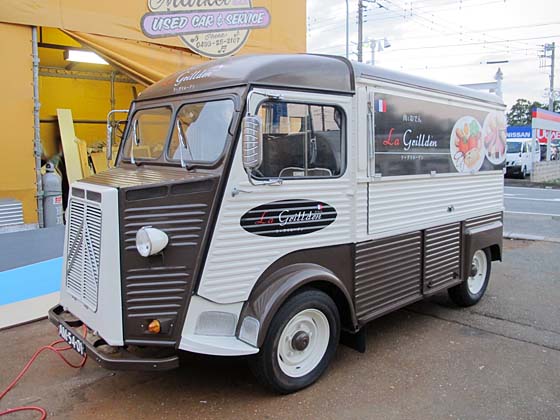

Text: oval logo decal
xmin=240 ymin=199 xmax=337 ymax=237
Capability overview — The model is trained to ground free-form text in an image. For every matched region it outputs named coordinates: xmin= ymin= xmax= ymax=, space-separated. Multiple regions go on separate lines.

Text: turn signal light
xmin=148 ymin=319 xmax=161 ymax=334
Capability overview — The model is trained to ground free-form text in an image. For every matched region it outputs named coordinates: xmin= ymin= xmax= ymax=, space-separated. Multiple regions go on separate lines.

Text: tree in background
xmin=507 ymin=98 xmax=560 ymax=126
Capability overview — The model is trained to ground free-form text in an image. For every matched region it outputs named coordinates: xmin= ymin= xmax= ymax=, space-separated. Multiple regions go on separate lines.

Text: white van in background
xmin=506 ymin=138 xmax=540 ymax=178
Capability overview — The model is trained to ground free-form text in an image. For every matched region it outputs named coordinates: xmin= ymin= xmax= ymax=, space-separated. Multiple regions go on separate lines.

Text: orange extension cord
xmin=0 ymin=326 xmax=88 ymax=420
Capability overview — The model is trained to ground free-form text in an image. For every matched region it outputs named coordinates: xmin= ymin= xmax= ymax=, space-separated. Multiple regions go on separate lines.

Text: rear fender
xmin=463 ymin=221 xmax=503 ymax=279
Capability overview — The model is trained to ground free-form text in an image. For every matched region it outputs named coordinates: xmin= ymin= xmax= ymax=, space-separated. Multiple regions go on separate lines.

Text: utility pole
xmin=541 ymin=42 xmax=556 ymax=111
xmin=549 ymin=42 xmax=555 ymax=112
xmin=357 ymin=0 xmax=363 ymax=62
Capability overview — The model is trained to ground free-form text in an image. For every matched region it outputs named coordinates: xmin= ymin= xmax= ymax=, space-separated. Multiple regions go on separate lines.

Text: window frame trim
xmin=121 ymin=105 xmax=174 ymax=163
xmin=252 ymin=99 xmax=348 ymax=181
xmin=166 ymin=97 xmax=236 ymax=167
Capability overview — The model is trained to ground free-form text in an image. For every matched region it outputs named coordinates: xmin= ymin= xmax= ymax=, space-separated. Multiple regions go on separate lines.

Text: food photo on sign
xmin=373 ymin=94 xmax=507 ymax=176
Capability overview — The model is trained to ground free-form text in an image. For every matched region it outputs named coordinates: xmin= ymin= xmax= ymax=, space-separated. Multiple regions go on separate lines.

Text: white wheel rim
xmin=277 ymin=308 xmax=330 ymax=378
xmin=467 ymin=250 xmax=487 ymax=295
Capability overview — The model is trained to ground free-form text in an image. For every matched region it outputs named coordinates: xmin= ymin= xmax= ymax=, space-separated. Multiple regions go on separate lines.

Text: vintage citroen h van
xmin=49 ymin=54 xmax=506 ymax=393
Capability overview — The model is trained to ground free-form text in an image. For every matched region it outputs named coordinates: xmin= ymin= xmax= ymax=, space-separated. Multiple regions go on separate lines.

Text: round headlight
xmin=136 ymin=227 xmax=169 ymax=257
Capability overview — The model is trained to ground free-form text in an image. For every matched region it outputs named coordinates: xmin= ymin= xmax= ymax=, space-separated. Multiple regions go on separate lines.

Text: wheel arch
xmin=463 ymin=219 xmax=502 ymax=280
xmin=238 ymin=263 xmax=357 ymax=348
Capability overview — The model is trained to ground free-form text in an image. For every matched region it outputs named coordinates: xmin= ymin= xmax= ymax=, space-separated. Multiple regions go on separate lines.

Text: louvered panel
xmin=66 ymin=199 xmax=85 ymax=300
xmin=368 ymin=172 xmax=504 ymax=236
xmin=84 ymin=166 xmax=211 ymax=188
xmin=354 ymin=231 xmax=422 ymax=321
xmin=0 ymin=199 xmax=24 ymax=227
xmin=65 ymin=197 xmax=102 ymax=311
xmin=123 ymin=203 xmax=207 ymax=251
xmin=423 ymin=223 xmax=461 ymax=292
xmin=124 ymin=266 xmax=190 ymax=319
xmin=464 ymin=212 xmax=503 ymax=230
xmin=120 ymin=185 xmax=215 ymax=343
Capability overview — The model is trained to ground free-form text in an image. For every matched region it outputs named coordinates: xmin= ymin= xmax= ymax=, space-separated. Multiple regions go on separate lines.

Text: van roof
xmin=138 ymin=54 xmax=505 ymax=107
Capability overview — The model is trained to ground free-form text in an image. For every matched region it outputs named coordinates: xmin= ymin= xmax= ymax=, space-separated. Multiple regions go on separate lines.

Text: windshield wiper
xmin=130 ymin=119 xmax=139 ymax=165
xmin=176 ymin=119 xmax=193 ymax=168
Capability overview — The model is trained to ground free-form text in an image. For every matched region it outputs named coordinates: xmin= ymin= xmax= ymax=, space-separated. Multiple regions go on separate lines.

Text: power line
xmin=381 ymin=34 xmax=560 ymax=53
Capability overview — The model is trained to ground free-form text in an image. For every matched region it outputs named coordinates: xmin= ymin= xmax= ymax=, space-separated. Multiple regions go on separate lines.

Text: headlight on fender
xmin=136 ymin=227 xmax=169 ymax=257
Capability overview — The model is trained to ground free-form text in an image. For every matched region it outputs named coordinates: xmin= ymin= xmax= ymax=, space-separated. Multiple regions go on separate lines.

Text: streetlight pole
xmin=345 ymin=0 xmax=349 ymax=59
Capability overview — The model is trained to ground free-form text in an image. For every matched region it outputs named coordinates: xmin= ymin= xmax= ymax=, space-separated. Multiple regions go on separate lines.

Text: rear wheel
xmin=448 ymin=249 xmax=491 ymax=307
xmin=249 ymin=289 xmax=340 ymax=394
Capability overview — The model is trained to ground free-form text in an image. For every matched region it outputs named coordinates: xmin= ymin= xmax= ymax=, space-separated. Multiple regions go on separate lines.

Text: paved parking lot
xmin=504 ymin=186 xmax=560 ymax=241
xmin=1 ymin=239 xmax=559 ymax=420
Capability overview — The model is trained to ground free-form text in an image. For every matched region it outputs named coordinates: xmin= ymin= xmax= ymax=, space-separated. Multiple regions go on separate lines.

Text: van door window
xmin=256 ymin=101 xmax=344 ymax=178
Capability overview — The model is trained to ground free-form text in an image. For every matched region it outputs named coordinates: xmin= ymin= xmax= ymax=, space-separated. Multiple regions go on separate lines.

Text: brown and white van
xmin=49 ymin=54 xmax=506 ymax=393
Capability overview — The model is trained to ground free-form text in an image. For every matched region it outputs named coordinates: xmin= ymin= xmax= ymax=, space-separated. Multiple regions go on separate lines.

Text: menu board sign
xmin=374 ymin=94 xmax=506 ymax=176
xmin=141 ymin=0 xmax=271 ymax=58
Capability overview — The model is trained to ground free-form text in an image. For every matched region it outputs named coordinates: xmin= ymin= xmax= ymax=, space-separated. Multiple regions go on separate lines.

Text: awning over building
xmin=0 ymin=0 xmax=306 ymax=84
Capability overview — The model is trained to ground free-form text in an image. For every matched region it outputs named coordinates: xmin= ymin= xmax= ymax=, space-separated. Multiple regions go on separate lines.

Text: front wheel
xmin=448 ymin=249 xmax=491 ymax=307
xmin=249 ymin=289 xmax=340 ymax=394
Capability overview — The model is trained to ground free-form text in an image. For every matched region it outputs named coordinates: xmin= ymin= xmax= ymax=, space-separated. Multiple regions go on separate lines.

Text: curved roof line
xmin=138 ymin=54 xmax=504 ymax=107
xmin=352 ymin=61 xmax=504 ymax=106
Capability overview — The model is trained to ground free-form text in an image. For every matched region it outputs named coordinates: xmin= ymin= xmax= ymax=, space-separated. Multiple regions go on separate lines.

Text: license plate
xmin=58 ymin=324 xmax=86 ymax=357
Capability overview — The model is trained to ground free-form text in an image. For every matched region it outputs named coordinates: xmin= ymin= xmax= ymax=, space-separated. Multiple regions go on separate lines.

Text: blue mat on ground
xmin=0 ymin=257 xmax=62 ymax=305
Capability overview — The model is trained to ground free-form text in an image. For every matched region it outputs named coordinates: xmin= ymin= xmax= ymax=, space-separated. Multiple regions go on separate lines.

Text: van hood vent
xmin=82 ymin=166 xmax=214 ymax=189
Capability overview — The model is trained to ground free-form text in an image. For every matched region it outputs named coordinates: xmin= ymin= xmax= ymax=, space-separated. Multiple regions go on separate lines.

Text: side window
xmin=256 ymin=101 xmax=345 ymax=178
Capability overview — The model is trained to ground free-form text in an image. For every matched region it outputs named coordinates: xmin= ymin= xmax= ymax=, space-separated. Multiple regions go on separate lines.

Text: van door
xmin=196 ymin=89 xmax=355 ymax=304
xmin=525 ymin=140 xmax=532 ymax=173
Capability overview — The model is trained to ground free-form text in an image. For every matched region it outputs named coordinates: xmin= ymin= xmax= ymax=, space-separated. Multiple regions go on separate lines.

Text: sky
xmin=306 ymin=0 xmax=560 ymax=109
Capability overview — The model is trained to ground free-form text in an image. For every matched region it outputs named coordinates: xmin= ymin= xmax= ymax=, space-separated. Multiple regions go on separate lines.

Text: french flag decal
xmin=377 ymin=99 xmax=387 ymax=112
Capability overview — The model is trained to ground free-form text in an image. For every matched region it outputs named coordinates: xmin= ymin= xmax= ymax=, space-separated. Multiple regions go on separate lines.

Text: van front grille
xmin=66 ymin=197 xmax=102 ymax=312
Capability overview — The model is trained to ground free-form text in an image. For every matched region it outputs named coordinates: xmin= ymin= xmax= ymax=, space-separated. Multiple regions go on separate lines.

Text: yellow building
xmin=0 ymin=1 xmax=306 ymax=225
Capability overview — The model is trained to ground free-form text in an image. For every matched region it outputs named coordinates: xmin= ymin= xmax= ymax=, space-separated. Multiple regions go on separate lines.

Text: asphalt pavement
xmin=504 ymin=186 xmax=560 ymax=242
xmin=1 ymin=240 xmax=559 ymax=420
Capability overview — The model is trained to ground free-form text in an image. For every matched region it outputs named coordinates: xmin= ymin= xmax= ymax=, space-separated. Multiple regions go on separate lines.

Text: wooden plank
xmin=57 ymin=109 xmax=83 ymax=184
xmin=76 ymin=138 xmax=91 ymax=177
xmin=90 ymin=151 xmax=108 ymax=173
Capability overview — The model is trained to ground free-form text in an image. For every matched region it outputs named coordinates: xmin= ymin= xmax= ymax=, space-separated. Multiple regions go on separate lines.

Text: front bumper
xmin=48 ymin=305 xmax=179 ymax=371
xmin=505 ymin=165 xmax=522 ymax=175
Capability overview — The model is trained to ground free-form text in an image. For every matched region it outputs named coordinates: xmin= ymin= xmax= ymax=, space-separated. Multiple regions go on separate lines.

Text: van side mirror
xmin=242 ymin=115 xmax=263 ymax=171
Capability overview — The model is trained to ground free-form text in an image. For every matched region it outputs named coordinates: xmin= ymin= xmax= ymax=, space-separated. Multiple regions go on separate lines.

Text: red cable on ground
xmin=0 ymin=326 xmax=88 ymax=420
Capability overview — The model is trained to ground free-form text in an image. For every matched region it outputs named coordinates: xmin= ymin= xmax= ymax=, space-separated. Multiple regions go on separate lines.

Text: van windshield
xmin=169 ymin=100 xmax=235 ymax=164
xmin=507 ymin=141 xmax=522 ymax=153
xmin=122 ymin=107 xmax=171 ymax=161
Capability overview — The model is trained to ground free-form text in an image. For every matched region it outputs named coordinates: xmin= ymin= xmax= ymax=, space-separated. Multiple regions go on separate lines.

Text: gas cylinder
xmin=42 ymin=162 xmax=63 ymax=226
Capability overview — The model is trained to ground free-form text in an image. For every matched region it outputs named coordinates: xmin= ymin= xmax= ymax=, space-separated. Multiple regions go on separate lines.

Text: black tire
xmin=249 ymin=289 xmax=340 ymax=394
xmin=448 ymin=248 xmax=491 ymax=307
xmin=520 ymin=166 xmax=528 ymax=179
